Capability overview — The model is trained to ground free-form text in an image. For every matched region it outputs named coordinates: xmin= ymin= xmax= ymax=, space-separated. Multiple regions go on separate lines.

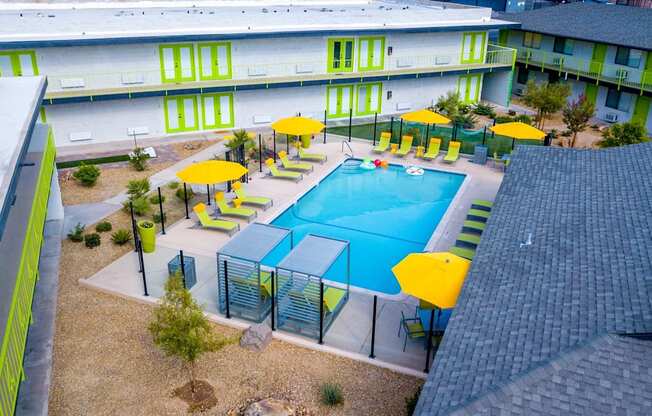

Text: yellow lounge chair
xmin=373 ymin=131 xmax=392 ymax=153
xmin=265 ymin=158 xmax=303 ymax=182
xmin=278 ymin=151 xmax=313 ymax=173
xmin=422 ymin=137 xmax=441 ymax=160
xmin=444 ymin=141 xmax=461 ymax=163
xmin=215 ymin=192 xmax=257 ymax=222
xmin=232 ymin=181 xmax=272 ymax=210
xmin=395 ymin=135 xmax=413 ymax=157
xmin=297 ymin=147 xmax=327 ymax=163
xmin=192 ymin=203 xmax=239 ymax=236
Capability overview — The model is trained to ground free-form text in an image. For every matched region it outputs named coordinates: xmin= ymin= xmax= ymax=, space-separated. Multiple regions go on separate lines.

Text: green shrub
xmin=473 ymin=102 xmax=496 ymax=118
xmin=149 ymin=193 xmax=166 ymax=205
xmin=405 ymin=386 xmax=422 ymax=416
xmin=561 ymin=130 xmax=572 ymax=137
xmin=111 ymin=229 xmax=132 ymax=245
xmin=458 ymin=103 xmax=471 ymax=115
xmin=167 ymin=181 xmax=180 ymax=190
xmin=494 ymin=116 xmax=514 ymax=124
xmin=131 ymin=196 xmax=151 ymax=216
xmin=84 ymin=233 xmax=101 ymax=248
xmin=153 ymin=212 xmax=167 ymax=224
xmin=320 ymin=382 xmax=344 ymax=406
xmin=67 ymin=223 xmax=85 ymax=242
xmin=175 ymin=186 xmax=195 ymax=201
xmin=72 ymin=163 xmax=101 ymax=187
xmin=95 ymin=220 xmax=112 ymax=233
xmin=127 ymin=179 xmax=151 ymax=200
xmin=454 ymin=113 xmax=478 ymax=129
xmin=513 ymin=114 xmax=533 ymax=125
xmin=129 ymin=147 xmax=150 ymax=171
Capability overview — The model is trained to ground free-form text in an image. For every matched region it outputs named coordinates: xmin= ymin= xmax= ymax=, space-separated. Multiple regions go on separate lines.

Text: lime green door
xmin=355 ymin=83 xmax=382 ymax=115
xmin=201 ymin=93 xmax=234 ymax=129
xmin=358 ymin=37 xmax=385 ymax=71
xmin=198 ymin=42 xmax=232 ymax=80
xmin=164 ymin=95 xmax=199 ymax=133
xmin=457 ymin=74 xmax=482 ymax=103
xmin=326 ymin=85 xmax=354 ymax=118
xmin=328 ymin=38 xmax=355 ymax=73
xmin=461 ymin=32 xmax=487 ymax=64
xmin=159 ymin=44 xmax=196 ymax=83
xmin=589 ymin=43 xmax=607 ymax=76
xmin=0 ymin=51 xmax=38 ymax=77
xmin=632 ymin=96 xmax=650 ymax=127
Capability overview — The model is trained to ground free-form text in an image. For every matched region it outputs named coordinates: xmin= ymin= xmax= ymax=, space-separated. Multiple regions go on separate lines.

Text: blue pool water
xmin=271 ymin=159 xmax=465 ymax=295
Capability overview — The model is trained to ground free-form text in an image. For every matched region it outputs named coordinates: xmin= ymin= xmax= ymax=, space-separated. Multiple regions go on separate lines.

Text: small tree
xmin=522 ymin=81 xmax=571 ymax=129
xmin=598 ymin=121 xmax=649 ymax=148
xmin=562 ymin=94 xmax=595 ymax=147
xmin=149 ymin=275 xmax=233 ymax=398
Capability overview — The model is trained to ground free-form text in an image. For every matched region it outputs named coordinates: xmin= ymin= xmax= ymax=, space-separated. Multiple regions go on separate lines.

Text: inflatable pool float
xmin=360 ymin=158 xmax=376 ymax=170
xmin=405 ymin=166 xmax=424 ymax=176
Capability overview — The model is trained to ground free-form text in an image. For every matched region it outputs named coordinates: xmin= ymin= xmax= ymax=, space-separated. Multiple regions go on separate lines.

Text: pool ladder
xmin=341 ymin=140 xmax=354 ymax=158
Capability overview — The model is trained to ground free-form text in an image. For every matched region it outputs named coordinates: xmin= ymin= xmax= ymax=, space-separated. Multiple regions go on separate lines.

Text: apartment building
xmin=0 ymin=1 xmax=518 ymax=149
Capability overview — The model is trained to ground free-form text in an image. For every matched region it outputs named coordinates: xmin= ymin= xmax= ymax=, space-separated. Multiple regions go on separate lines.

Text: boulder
xmin=240 ymin=323 xmax=272 ymax=352
xmin=244 ymin=399 xmax=294 ymax=416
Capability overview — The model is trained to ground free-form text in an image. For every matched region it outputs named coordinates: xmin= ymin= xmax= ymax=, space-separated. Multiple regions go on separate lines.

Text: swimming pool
xmin=271 ymin=159 xmax=465 ymax=295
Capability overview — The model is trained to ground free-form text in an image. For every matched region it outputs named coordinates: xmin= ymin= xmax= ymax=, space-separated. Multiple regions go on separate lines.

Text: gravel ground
xmin=50 ymin=169 xmax=422 ymax=415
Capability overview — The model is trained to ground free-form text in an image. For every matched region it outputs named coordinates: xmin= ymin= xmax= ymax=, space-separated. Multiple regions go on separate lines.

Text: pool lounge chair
xmin=471 ymin=199 xmax=493 ymax=211
xmin=422 ymin=137 xmax=441 ymax=160
xmin=278 ymin=151 xmax=313 ymax=173
xmin=232 ymin=181 xmax=272 ymax=210
xmin=462 ymin=220 xmax=486 ymax=234
xmin=265 ymin=158 xmax=303 ymax=182
xmin=192 ymin=203 xmax=239 ymax=236
xmin=395 ymin=135 xmax=413 ymax=157
xmin=444 ymin=141 xmax=461 ymax=163
xmin=215 ymin=192 xmax=257 ymax=222
xmin=449 ymin=246 xmax=475 ymax=261
xmin=467 ymin=208 xmax=490 ymax=222
xmin=287 ymin=283 xmax=347 ymax=323
xmin=373 ymin=132 xmax=392 ymax=153
xmin=297 ymin=147 xmax=327 ymax=163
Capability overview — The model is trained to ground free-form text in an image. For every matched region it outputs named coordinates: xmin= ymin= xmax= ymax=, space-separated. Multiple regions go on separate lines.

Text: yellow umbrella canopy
xmin=176 ymin=160 xmax=247 ymax=185
xmin=489 ymin=122 xmax=545 ymax=140
xmin=400 ymin=109 xmax=451 ymax=125
xmin=392 ymin=252 xmax=471 ymax=309
xmin=271 ymin=116 xmax=326 ymax=136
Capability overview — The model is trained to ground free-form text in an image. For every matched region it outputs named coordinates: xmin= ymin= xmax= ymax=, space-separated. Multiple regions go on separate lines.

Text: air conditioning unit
xmin=514 ymin=87 xmax=524 ymax=96
xmin=604 ymin=113 xmax=619 ymax=123
xmin=616 ymin=68 xmax=629 ymax=79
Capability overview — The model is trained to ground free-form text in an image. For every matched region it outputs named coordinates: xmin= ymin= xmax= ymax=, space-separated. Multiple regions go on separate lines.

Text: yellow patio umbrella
xmin=176 ymin=160 xmax=247 ymax=185
xmin=490 ymin=121 xmax=545 ymax=150
xmin=400 ymin=109 xmax=451 ymax=150
xmin=271 ymin=116 xmax=325 ymax=136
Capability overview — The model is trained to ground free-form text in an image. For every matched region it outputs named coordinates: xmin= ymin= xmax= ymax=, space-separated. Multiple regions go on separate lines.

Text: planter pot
xmin=137 ymin=220 xmax=156 ymax=253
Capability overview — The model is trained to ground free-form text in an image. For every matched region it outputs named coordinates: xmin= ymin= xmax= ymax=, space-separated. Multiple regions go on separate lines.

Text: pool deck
xmin=82 ymin=135 xmax=504 ymax=376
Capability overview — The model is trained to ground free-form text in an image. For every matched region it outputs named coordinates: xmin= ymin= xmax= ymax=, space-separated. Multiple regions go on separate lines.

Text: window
xmin=516 ymin=68 xmax=529 ymax=85
xmin=615 ymin=46 xmax=642 ymax=68
xmin=357 ymin=37 xmax=385 ymax=71
xmin=605 ymin=88 xmax=632 ymax=112
xmin=522 ymin=32 xmax=542 ymax=49
xmin=0 ymin=51 xmax=38 ymax=77
xmin=553 ymin=37 xmax=573 ymax=55
xmin=328 ymin=38 xmax=355 ymax=73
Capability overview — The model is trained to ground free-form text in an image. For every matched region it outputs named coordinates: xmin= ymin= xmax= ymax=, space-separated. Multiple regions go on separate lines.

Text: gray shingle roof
xmin=497 ymin=3 xmax=652 ymax=51
xmin=415 ymin=143 xmax=652 ymax=415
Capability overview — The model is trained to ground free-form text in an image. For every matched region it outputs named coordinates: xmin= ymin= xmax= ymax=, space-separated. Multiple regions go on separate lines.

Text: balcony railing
xmin=515 ymin=46 xmax=652 ymax=93
xmin=39 ymin=44 xmax=515 ymax=99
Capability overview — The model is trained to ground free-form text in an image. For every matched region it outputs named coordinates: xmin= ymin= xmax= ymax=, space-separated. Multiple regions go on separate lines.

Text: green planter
xmin=137 ymin=220 xmax=156 ymax=253
xmin=300 ymin=134 xmax=311 ymax=149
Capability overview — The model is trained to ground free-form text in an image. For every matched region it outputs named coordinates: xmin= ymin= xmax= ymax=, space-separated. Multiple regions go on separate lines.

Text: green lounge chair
xmin=215 ymin=192 xmax=257 ymax=222
xmin=398 ymin=310 xmax=425 ymax=351
xmin=462 ymin=220 xmax=486 ymax=234
xmin=395 ymin=135 xmax=413 ymax=157
xmin=450 ymin=246 xmax=475 ymax=260
xmin=471 ymin=199 xmax=493 ymax=211
xmin=444 ymin=141 xmax=461 ymax=163
xmin=456 ymin=233 xmax=481 ymax=247
xmin=232 ymin=181 xmax=272 ymax=210
xmin=373 ymin=131 xmax=392 ymax=153
xmin=192 ymin=203 xmax=239 ymax=236
xmin=287 ymin=284 xmax=347 ymax=324
xmin=467 ymin=208 xmax=490 ymax=222
xmin=297 ymin=147 xmax=327 ymax=163
xmin=278 ymin=151 xmax=313 ymax=173
xmin=422 ymin=137 xmax=441 ymax=160
xmin=265 ymin=158 xmax=303 ymax=182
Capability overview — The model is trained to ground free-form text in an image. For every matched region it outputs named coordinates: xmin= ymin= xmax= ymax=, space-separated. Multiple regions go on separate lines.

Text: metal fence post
xmin=348 ymin=109 xmax=353 ymax=142
xmin=424 ymin=308 xmax=435 ymax=373
xmin=129 ymin=201 xmax=138 ymax=252
xmin=157 ymin=187 xmax=165 ymax=235
xmin=240 ymin=142 xmax=248 ymax=184
xmin=223 ymin=260 xmax=231 ymax=319
xmin=183 ymin=183 xmax=189 ymax=219
xmin=372 ymin=112 xmax=378 ymax=146
xmin=206 ymin=184 xmax=211 ymax=205
xmin=389 ymin=117 xmax=394 ymax=142
xmin=319 ymin=281 xmax=324 ymax=344
xmin=398 ymin=118 xmax=404 ymax=141
xmin=323 ymin=110 xmax=327 ymax=144
xmin=286 ymin=134 xmax=290 ymax=154
xmin=138 ymin=238 xmax=149 ymax=297
xmin=273 ymin=130 xmax=277 ymax=162
xmin=258 ymin=134 xmax=263 ymax=172
xmin=270 ymin=271 xmax=276 ymax=331
xmin=369 ymin=295 xmax=377 ymax=359
xmin=482 ymin=125 xmax=487 ymax=146
xmin=179 ymin=250 xmax=187 ymax=289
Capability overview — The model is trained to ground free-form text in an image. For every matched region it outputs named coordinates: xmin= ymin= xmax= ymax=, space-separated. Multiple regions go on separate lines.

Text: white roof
xmin=0 ymin=1 xmax=510 ymax=44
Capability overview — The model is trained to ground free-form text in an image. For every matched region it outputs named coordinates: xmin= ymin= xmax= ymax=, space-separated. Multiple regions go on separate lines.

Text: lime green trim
xmin=0 ymin=50 xmax=38 ymax=77
xmin=159 ymin=44 xmax=196 ymax=83
xmin=327 ymin=38 xmax=355 ymax=73
xmin=461 ymin=32 xmax=487 ymax=64
xmin=632 ymin=95 xmax=650 ymax=127
xmin=197 ymin=42 xmax=232 ymax=81
xmin=585 ymin=83 xmax=598 ymax=106
xmin=357 ymin=36 xmax=385 ymax=71
xmin=201 ymin=92 xmax=235 ymax=129
xmin=164 ymin=95 xmax=199 ymax=133
xmin=39 ymin=107 xmax=47 ymax=123
xmin=0 ymin=128 xmax=54 ymax=416
xmin=355 ymin=82 xmax=382 ymax=116
xmin=498 ymin=30 xmax=509 ymax=47
xmin=326 ymin=84 xmax=354 ymax=119
xmin=642 ymin=51 xmax=652 ymax=89
xmin=589 ymin=43 xmax=607 ymax=76
xmin=457 ymin=74 xmax=482 ymax=104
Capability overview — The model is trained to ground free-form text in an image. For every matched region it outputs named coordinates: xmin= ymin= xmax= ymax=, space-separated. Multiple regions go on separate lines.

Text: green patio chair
xmin=471 ymin=199 xmax=493 ymax=211
xmin=215 ymin=192 xmax=257 ymax=222
xmin=449 ymin=246 xmax=475 ymax=261
xmin=192 ymin=203 xmax=239 ymax=236
xmin=467 ymin=208 xmax=490 ymax=222
xmin=373 ymin=131 xmax=392 ymax=153
xmin=462 ymin=219 xmax=486 ymax=234
xmin=278 ymin=150 xmax=313 ymax=173
xmin=265 ymin=158 xmax=303 ymax=182
xmin=456 ymin=232 xmax=481 ymax=247
xmin=444 ymin=141 xmax=461 ymax=163
xmin=395 ymin=135 xmax=413 ymax=157
xmin=297 ymin=146 xmax=327 ymax=163
xmin=398 ymin=310 xmax=425 ymax=351
xmin=232 ymin=181 xmax=272 ymax=210
xmin=422 ymin=137 xmax=441 ymax=160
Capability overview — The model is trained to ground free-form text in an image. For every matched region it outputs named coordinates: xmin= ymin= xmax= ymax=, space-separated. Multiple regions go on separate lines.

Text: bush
xmin=454 ymin=113 xmax=478 ymax=129
xmin=473 ymin=102 xmax=496 ymax=118
xmin=320 ymin=382 xmax=344 ymax=406
xmin=405 ymin=386 xmax=422 ymax=416
xmin=129 ymin=147 xmax=150 ymax=171
xmin=167 ymin=181 xmax=180 ymax=190
xmin=153 ymin=212 xmax=167 ymax=224
xmin=72 ymin=163 xmax=101 ymax=187
xmin=111 ymin=229 xmax=132 ymax=245
xmin=95 ymin=220 xmax=112 ymax=233
xmin=494 ymin=115 xmax=513 ymax=124
xmin=513 ymin=114 xmax=533 ymax=125
xmin=598 ymin=121 xmax=649 ymax=148
xmin=560 ymin=130 xmax=572 ymax=137
xmin=67 ymin=223 xmax=85 ymax=242
xmin=127 ymin=179 xmax=150 ymax=200
xmin=175 ymin=186 xmax=195 ymax=201
xmin=149 ymin=193 xmax=166 ymax=205
xmin=458 ymin=103 xmax=471 ymax=115
xmin=131 ymin=196 xmax=151 ymax=216
xmin=508 ymin=109 xmax=517 ymax=116
xmin=84 ymin=233 xmax=101 ymax=248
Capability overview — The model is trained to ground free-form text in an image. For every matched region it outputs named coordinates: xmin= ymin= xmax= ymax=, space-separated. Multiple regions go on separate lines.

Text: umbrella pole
xmin=512 ymin=137 xmax=515 ymax=150
xmin=424 ymin=123 xmax=430 ymax=149
xmin=424 ymin=308 xmax=435 ymax=373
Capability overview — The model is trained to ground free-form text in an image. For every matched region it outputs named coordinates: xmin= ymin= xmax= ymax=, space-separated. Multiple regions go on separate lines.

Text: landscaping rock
xmin=244 ymin=398 xmax=294 ymax=416
xmin=240 ymin=323 xmax=272 ymax=352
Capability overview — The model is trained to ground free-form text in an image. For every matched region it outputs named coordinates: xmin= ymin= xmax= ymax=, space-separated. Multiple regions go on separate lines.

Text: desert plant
xmin=149 ymin=193 xmax=166 ymax=205
xmin=562 ymin=94 xmax=596 ymax=147
xmin=513 ymin=114 xmax=533 ymax=125
xmin=127 ymin=179 xmax=151 ymax=200
xmin=176 ymin=186 xmax=195 ymax=201
xmin=405 ymin=386 xmax=423 ymax=415
xmin=153 ymin=212 xmax=167 ymax=224
xmin=168 ymin=181 xmax=180 ymax=190
xmin=598 ymin=121 xmax=649 ymax=148
xmin=226 ymin=129 xmax=256 ymax=163
xmin=494 ymin=115 xmax=514 ymax=124
xmin=473 ymin=102 xmax=496 ymax=118
xmin=454 ymin=113 xmax=478 ymax=129
xmin=111 ymin=229 xmax=132 ymax=245
xmin=522 ymin=80 xmax=571 ymax=129
xmin=320 ymin=382 xmax=344 ymax=406
xmin=129 ymin=147 xmax=150 ymax=171
xmin=95 ymin=220 xmax=112 ymax=233
xmin=130 ymin=196 xmax=151 ymax=216
xmin=67 ymin=223 xmax=85 ymax=242
xmin=435 ymin=91 xmax=462 ymax=118
xmin=84 ymin=233 xmax=101 ymax=248
xmin=72 ymin=163 xmax=101 ymax=187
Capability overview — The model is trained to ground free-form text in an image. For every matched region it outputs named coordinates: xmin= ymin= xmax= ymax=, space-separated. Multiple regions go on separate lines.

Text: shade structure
xmin=176 ymin=160 xmax=247 ymax=185
xmin=489 ymin=122 xmax=545 ymax=140
xmin=400 ymin=109 xmax=451 ymax=125
xmin=271 ymin=116 xmax=325 ymax=136
xmin=392 ymin=252 xmax=471 ymax=309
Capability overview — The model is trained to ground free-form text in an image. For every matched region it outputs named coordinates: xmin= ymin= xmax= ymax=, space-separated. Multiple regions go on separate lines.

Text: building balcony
xmin=514 ymin=46 xmax=652 ymax=94
xmin=41 ymin=44 xmax=515 ymax=101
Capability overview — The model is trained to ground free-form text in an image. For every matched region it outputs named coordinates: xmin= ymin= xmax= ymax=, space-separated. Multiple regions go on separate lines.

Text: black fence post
xmin=453 ymin=123 xmax=458 ymax=141
xmin=389 ymin=117 xmax=394 ymax=142
xmin=270 ymin=271 xmax=276 ymax=331
xmin=319 ymin=281 xmax=324 ymax=344
xmin=129 ymin=201 xmax=138 ymax=252
xmin=183 ymin=183 xmax=189 ymax=219
xmin=348 ymin=109 xmax=353 ymax=142
xmin=482 ymin=125 xmax=487 ymax=146
xmin=206 ymin=184 xmax=211 ymax=205
xmin=369 ymin=295 xmax=377 ymax=359
xmin=372 ymin=112 xmax=378 ymax=146
xmin=398 ymin=118 xmax=404 ymax=141
xmin=223 ymin=260 xmax=231 ymax=319
xmin=286 ymin=134 xmax=290 ymax=154
xmin=157 ymin=187 xmax=166 ymax=235
xmin=273 ymin=130 xmax=277 ymax=162
xmin=258 ymin=134 xmax=263 ymax=172
xmin=138 ymin=238 xmax=149 ymax=297
xmin=179 ymin=250 xmax=187 ymax=289
xmin=323 ymin=110 xmax=328 ymax=144
xmin=240 ymin=142 xmax=248 ymax=184
xmin=425 ymin=124 xmax=430 ymax=150
xmin=136 ymin=236 xmax=143 ymax=273
xmin=424 ymin=308 xmax=436 ymax=373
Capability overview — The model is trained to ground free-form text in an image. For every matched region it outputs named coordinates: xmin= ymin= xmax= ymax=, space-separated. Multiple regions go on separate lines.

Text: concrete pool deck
xmin=82 ymin=135 xmax=504 ymax=375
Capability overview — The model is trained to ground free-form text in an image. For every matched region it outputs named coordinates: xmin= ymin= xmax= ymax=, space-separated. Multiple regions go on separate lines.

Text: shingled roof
xmin=497 ymin=3 xmax=652 ymax=51
xmin=415 ymin=143 xmax=652 ymax=415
